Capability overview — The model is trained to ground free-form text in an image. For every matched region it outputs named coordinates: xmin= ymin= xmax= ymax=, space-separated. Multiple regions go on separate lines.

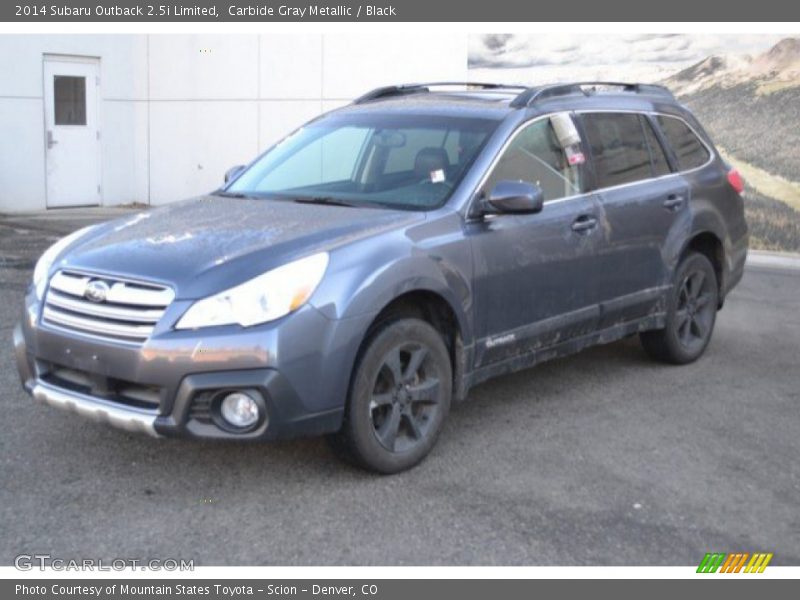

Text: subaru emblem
xmin=84 ymin=280 xmax=110 ymax=303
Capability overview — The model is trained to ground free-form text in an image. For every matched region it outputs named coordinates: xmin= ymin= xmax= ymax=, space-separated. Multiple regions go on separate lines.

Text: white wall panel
xmin=321 ymin=99 xmax=350 ymax=113
xmin=0 ymin=35 xmax=147 ymax=100
xmin=322 ymin=34 xmax=469 ymax=99
xmin=0 ymin=35 xmax=147 ymax=211
xmin=0 ymin=33 xmax=469 ymax=211
xmin=0 ymin=98 xmax=46 ymax=212
xmin=101 ymin=101 xmax=148 ymax=205
xmin=149 ymin=101 xmax=259 ymax=205
xmin=258 ymin=100 xmax=323 ymax=150
xmin=148 ymin=35 xmax=259 ymax=100
xmin=0 ymin=36 xmax=43 ymax=98
xmin=259 ymin=35 xmax=323 ymax=99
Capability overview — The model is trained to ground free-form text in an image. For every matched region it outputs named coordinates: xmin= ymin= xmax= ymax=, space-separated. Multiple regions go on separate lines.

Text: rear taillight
xmin=727 ymin=168 xmax=745 ymax=194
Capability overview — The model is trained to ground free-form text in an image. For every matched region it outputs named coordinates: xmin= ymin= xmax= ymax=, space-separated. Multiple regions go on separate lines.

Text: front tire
xmin=329 ymin=318 xmax=452 ymax=474
xmin=640 ymin=252 xmax=719 ymax=364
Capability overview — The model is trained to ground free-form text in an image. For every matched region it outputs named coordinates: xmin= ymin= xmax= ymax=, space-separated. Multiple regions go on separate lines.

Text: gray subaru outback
xmin=14 ymin=82 xmax=748 ymax=473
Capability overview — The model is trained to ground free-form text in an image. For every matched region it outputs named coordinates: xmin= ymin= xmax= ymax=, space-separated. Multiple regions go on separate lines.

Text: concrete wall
xmin=0 ymin=33 xmax=468 ymax=212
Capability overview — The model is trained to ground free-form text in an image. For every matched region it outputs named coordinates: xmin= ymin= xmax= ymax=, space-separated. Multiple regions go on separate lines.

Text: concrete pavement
xmin=1 ymin=209 xmax=798 ymax=566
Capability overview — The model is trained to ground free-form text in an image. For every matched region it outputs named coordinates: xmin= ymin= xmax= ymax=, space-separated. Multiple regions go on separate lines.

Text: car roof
xmin=329 ymin=92 xmax=519 ymax=121
xmin=327 ymin=82 xmax=690 ymax=122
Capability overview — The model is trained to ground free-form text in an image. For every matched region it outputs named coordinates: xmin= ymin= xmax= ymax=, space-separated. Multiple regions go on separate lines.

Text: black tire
xmin=640 ymin=252 xmax=719 ymax=364
xmin=328 ymin=318 xmax=452 ymax=474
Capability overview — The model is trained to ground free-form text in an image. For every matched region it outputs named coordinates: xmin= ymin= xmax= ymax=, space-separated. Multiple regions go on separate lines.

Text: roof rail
xmin=510 ymin=81 xmax=675 ymax=108
xmin=352 ymin=82 xmax=530 ymax=104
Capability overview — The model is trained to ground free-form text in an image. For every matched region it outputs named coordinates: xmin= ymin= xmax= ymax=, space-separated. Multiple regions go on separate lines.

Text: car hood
xmin=56 ymin=195 xmax=424 ymax=298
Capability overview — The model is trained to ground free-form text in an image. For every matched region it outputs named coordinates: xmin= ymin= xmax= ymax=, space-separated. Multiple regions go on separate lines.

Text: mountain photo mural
xmin=469 ymin=35 xmax=800 ymax=252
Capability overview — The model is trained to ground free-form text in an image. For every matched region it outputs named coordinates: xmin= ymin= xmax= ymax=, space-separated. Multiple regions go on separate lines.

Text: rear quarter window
xmin=656 ymin=115 xmax=711 ymax=171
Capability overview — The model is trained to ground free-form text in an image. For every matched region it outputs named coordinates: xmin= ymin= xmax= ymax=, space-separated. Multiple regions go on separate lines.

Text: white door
xmin=43 ymin=56 xmax=101 ymax=207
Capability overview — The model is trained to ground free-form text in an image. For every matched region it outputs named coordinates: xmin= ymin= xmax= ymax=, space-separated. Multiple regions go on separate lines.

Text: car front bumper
xmin=14 ymin=290 xmax=374 ymax=441
xmin=31 ymin=378 xmax=162 ymax=437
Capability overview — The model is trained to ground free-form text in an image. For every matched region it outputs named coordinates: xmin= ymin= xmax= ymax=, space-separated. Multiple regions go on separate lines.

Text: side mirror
xmin=224 ymin=165 xmax=246 ymax=184
xmin=485 ymin=180 xmax=544 ymax=215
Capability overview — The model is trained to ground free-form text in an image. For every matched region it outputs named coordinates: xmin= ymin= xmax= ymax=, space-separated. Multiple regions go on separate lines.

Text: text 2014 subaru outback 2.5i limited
xmin=15 ymin=82 xmax=748 ymax=473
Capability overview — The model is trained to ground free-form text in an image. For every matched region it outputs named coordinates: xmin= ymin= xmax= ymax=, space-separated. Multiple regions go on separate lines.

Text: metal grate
xmin=42 ymin=270 xmax=174 ymax=343
xmin=188 ymin=392 xmax=214 ymax=424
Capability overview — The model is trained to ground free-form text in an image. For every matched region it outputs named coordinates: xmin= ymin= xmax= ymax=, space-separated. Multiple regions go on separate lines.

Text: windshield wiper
xmin=214 ymin=190 xmax=254 ymax=199
xmin=292 ymin=196 xmax=358 ymax=207
xmin=216 ymin=191 xmax=367 ymax=208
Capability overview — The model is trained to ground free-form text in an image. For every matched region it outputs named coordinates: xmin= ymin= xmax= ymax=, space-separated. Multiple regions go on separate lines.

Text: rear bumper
xmin=724 ymin=231 xmax=748 ymax=299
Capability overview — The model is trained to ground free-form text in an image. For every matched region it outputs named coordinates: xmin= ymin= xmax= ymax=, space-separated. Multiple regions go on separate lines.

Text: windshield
xmin=226 ymin=113 xmax=499 ymax=210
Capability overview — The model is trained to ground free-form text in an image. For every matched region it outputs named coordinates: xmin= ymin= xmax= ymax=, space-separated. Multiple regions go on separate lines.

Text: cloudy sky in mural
xmin=468 ymin=34 xmax=786 ymax=81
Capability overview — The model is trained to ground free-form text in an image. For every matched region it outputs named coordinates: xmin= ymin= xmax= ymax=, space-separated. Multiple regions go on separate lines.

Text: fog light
xmin=220 ymin=392 xmax=260 ymax=429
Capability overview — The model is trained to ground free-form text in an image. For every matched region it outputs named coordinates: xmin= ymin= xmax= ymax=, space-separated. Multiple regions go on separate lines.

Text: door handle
xmin=571 ymin=214 xmax=598 ymax=233
xmin=663 ymin=194 xmax=685 ymax=210
xmin=46 ymin=130 xmax=58 ymax=149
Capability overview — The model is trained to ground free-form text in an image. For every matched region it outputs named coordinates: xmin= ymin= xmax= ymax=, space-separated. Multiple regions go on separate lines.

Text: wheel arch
xmin=354 ymin=289 xmax=470 ymax=403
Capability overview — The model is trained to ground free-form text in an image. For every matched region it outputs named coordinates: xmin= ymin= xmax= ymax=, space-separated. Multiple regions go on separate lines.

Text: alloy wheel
xmin=674 ymin=268 xmax=715 ymax=351
xmin=369 ymin=342 xmax=442 ymax=453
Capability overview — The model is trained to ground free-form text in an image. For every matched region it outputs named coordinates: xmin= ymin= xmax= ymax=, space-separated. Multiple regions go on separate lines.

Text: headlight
xmin=32 ymin=225 xmax=97 ymax=300
xmin=175 ymin=252 xmax=329 ymax=329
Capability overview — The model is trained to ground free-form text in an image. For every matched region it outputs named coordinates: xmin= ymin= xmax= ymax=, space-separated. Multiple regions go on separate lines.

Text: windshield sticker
xmin=430 ymin=169 xmax=446 ymax=183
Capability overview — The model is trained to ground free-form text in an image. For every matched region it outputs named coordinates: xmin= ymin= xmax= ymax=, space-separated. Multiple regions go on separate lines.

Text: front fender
xmin=309 ymin=213 xmax=474 ymax=346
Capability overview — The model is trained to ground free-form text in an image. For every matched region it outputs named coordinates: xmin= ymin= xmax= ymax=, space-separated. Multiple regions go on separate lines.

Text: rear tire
xmin=328 ymin=318 xmax=452 ymax=474
xmin=640 ymin=252 xmax=719 ymax=364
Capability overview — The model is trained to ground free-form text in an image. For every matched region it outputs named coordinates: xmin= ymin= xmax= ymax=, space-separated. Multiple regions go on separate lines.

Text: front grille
xmin=40 ymin=362 xmax=162 ymax=411
xmin=43 ymin=270 xmax=174 ymax=343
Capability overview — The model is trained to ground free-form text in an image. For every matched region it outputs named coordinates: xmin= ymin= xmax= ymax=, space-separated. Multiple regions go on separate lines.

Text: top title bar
xmin=3 ymin=0 xmax=800 ymax=22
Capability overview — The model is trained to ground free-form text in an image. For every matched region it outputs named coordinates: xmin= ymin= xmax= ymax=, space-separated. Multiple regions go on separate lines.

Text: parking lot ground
xmin=1 ymin=211 xmax=799 ymax=565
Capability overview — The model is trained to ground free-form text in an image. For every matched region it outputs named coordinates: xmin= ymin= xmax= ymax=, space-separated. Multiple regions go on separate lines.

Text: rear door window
xmin=582 ymin=113 xmax=655 ymax=188
xmin=656 ymin=115 xmax=711 ymax=171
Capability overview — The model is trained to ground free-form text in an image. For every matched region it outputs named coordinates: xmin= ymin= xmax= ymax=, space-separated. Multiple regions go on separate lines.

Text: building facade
xmin=0 ymin=34 xmax=468 ymax=212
